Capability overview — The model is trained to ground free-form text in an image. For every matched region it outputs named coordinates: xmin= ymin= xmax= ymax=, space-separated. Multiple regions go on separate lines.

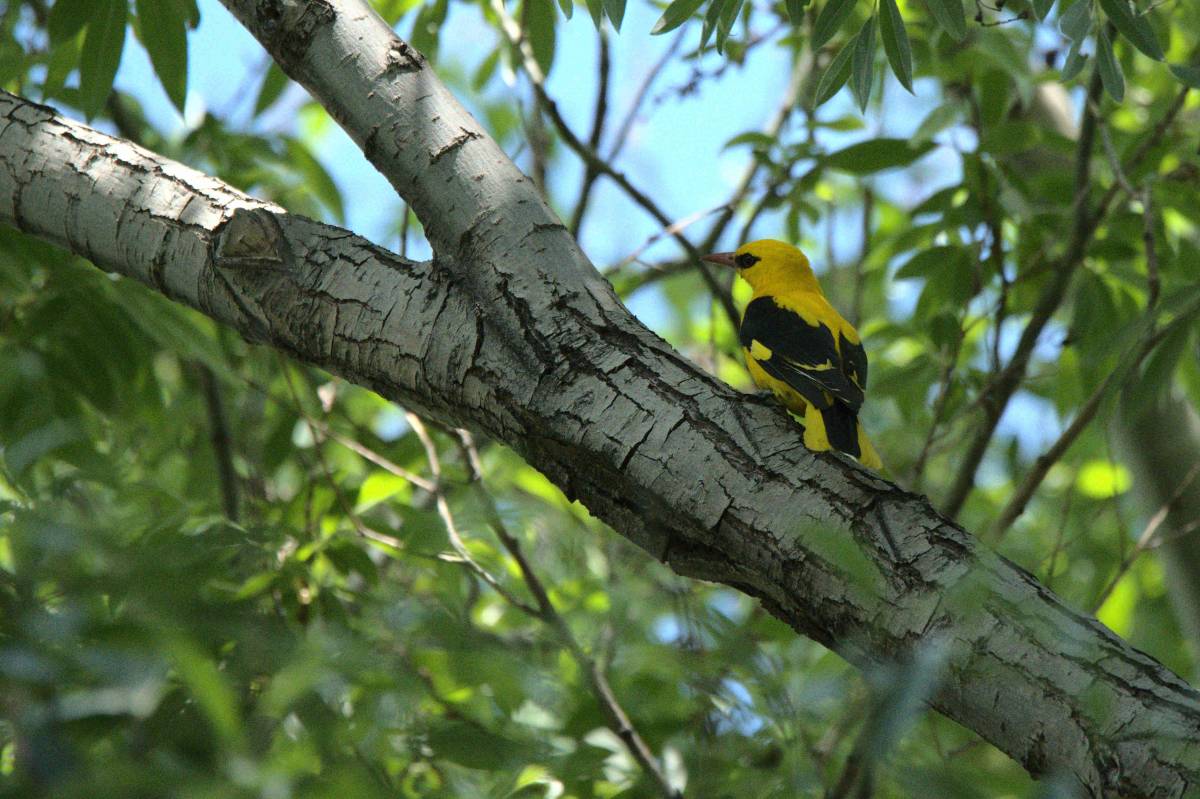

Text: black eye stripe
xmin=735 ymin=253 xmax=760 ymax=268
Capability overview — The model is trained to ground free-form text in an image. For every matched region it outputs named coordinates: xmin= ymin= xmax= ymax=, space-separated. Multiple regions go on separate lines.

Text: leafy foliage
xmin=3 ymin=0 xmax=1200 ymax=796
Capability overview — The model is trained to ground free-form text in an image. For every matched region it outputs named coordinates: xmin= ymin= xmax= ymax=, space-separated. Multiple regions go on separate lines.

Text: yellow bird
xmin=703 ymin=239 xmax=882 ymax=470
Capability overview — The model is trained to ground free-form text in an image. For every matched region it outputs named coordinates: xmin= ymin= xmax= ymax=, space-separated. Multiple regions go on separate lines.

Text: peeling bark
xmin=1 ymin=9 xmax=1199 ymax=794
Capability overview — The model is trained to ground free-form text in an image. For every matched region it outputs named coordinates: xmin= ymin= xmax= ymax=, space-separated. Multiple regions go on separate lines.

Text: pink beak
xmin=701 ymin=251 xmax=737 ymax=268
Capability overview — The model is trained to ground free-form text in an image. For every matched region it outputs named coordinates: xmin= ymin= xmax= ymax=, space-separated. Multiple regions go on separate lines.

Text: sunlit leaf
xmin=1076 ymin=460 xmax=1132 ymax=499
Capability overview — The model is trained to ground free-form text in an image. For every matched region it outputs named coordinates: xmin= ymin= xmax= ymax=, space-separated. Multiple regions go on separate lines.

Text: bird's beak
xmin=701 ymin=251 xmax=737 ymax=268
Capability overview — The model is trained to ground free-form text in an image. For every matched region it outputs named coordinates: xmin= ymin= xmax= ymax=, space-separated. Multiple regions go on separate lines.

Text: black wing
xmin=739 ymin=296 xmax=864 ymax=411
xmin=838 ymin=331 xmax=868 ymax=393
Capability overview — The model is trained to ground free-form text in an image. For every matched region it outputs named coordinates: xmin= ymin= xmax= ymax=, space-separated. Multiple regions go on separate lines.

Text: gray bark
xmin=0 ymin=2 xmax=1198 ymax=793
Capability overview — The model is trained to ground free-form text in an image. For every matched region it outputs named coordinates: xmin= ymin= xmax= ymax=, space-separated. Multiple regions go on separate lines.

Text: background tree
xmin=1 ymin=0 xmax=1199 ymax=797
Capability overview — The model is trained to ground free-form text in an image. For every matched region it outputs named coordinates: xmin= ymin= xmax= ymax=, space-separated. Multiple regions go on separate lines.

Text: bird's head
xmin=702 ymin=239 xmax=821 ymax=294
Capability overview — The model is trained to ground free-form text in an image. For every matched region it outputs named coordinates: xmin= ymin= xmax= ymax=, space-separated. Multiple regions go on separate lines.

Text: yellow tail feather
xmin=801 ymin=405 xmax=883 ymax=471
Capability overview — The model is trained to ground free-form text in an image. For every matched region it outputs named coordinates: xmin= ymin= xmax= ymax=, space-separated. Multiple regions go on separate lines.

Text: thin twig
xmin=569 ymin=27 xmax=611 ymax=236
xmin=1092 ymin=463 xmax=1200 ymax=613
xmin=990 ymin=290 xmax=1200 ymax=540
xmin=909 ymin=324 xmax=965 ymax=490
xmin=198 ymin=365 xmax=241 ymax=522
xmin=1142 ymin=187 xmax=1160 ymax=310
xmin=407 ymin=413 xmax=542 ymax=615
xmin=941 ymin=69 xmax=1104 ymax=519
xmin=607 ymin=29 xmax=686 ymax=162
xmin=943 ymin=70 xmax=1192 ymax=518
xmin=698 ymin=53 xmax=809 ymax=255
xmin=278 ymin=363 xmax=406 ymax=550
xmin=850 ymin=187 xmax=874 ymax=327
xmin=434 ymin=426 xmax=681 ymax=798
xmin=609 ymin=204 xmax=731 ymax=274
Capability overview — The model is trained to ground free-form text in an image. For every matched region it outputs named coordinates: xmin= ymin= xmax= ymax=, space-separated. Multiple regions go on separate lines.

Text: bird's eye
xmin=735 ymin=253 xmax=760 ymax=268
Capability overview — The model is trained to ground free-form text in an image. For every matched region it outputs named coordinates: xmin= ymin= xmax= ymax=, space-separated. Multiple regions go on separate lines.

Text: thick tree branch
xmin=3 ymin=21 xmax=1200 ymax=798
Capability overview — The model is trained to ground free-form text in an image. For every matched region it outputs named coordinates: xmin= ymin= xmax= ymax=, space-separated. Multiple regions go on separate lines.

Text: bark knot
xmin=386 ymin=41 xmax=425 ymax=72
xmin=213 ymin=208 xmax=289 ymax=270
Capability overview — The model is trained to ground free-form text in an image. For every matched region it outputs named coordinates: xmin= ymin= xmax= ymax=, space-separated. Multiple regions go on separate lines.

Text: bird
xmin=703 ymin=239 xmax=882 ymax=470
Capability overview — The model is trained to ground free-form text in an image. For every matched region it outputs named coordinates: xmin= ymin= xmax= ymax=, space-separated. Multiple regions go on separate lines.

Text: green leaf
xmin=912 ymin=101 xmax=963 ymax=142
xmin=851 ymin=15 xmax=876 ymax=112
xmin=812 ymin=0 xmax=857 ymax=51
xmin=700 ymin=0 xmax=724 ymax=49
xmin=878 ymin=0 xmax=913 ymax=93
xmin=176 ymin=0 xmax=201 ymax=27
xmin=526 ymin=0 xmax=557 ymax=75
xmin=427 ymin=721 xmax=541 ymax=770
xmin=169 ymin=640 xmax=243 ymax=746
xmin=1031 ymin=0 xmax=1055 ymax=20
xmin=925 ymin=0 xmax=966 ymax=41
xmin=895 ymin=245 xmax=967 ymax=279
xmin=824 ymin=137 xmax=934 ymax=173
xmin=254 ymin=62 xmax=289 ymax=114
xmin=1096 ymin=0 xmax=1163 ymax=61
xmin=1061 ymin=39 xmax=1087 ymax=81
xmin=813 ymin=33 xmax=856 ymax=107
xmin=1059 ymin=0 xmax=1091 ymax=41
xmin=586 ymin=0 xmax=604 ymax=26
xmin=786 ymin=0 xmax=811 ymax=24
xmin=1137 ymin=323 xmax=1193 ymax=407
xmin=410 ymin=0 xmax=448 ymax=60
xmin=472 ymin=48 xmax=502 ymax=91
xmin=136 ymin=0 xmax=189 ymax=112
xmin=716 ymin=0 xmax=745 ymax=52
xmin=724 ymin=131 xmax=775 ymax=149
xmin=78 ymin=0 xmax=128 ymax=120
xmin=651 ymin=0 xmax=706 ymax=34
xmin=1096 ymin=26 xmax=1125 ymax=102
xmin=558 ymin=0 xmax=574 ymax=19
xmin=603 ymin=0 xmax=625 ymax=28
xmin=979 ymin=120 xmax=1044 ymax=155
xmin=1169 ymin=63 xmax=1200 ymax=89
xmin=284 ymin=138 xmax=345 ymax=224
xmin=48 ymin=0 xmax=92 ymax=43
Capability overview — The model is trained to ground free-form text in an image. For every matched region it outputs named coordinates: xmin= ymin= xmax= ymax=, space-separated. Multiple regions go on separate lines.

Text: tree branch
xmin=4 ymin=21 xmax=1200 ymax=795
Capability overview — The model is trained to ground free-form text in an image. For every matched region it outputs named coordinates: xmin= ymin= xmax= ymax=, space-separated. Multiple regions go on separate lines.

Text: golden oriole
xmin=703 ymin=239 xmax=882 ymax=470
